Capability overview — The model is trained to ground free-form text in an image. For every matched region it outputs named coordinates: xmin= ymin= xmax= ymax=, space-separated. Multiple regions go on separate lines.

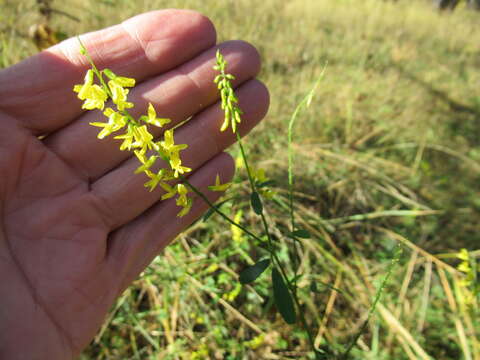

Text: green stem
xmin=236 ymin=132 xmax=318 ymax=355
xmin=287 ymin=73 xmax=324 ymax=281
xmin=341 ymin=246 xmax=402 ymax=359
xmin=292 ymin=290 xmax=318 ymax=356
xmin=181 ymin=177 xmax=264 ymax=244
xmin=235 ymin=133 xmax=277 ymax=269
xmin=235 ymin=132 xmax=256 ymax=190
xmin=288 ymin=105 xmax=301 ymax=278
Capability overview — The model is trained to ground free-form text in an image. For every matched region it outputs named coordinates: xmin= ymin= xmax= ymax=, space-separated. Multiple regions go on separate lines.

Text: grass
xmin=1 ymin=0 xmax=479 ymax=358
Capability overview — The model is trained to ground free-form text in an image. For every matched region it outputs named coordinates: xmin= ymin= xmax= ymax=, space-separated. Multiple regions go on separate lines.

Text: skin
xmin=0 ymin=10 xmax=269 ymax=359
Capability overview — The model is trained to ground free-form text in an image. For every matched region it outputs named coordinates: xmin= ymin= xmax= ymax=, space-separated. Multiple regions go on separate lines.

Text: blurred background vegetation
xmin=1 ymin=0 xmax=479 ymax=358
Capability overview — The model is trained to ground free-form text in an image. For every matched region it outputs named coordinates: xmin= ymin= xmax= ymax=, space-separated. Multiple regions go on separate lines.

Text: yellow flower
xmin=161 ymin=130 xmax=188 ymax=155
xmin=457 ymin=248 xmax=470 ymax=261
xmin=134 ymin=155 xmax=157 ymax=175
xmin=109 ymin=75 xmax=135 ymax=88
xmin=169 ymin=153 xmax=192 ymax=178
xmin=89 ymin=122 xmax=112 ymax=139
xmin=132 ymin=125 xmax=155 ymax=154
xmin=140 ymin=103 xmax=171 ymax=128
xmin=232 ymin=109 xmax=242 ymax=133
xmin=102 ymin=68 xmax=136 ymax=88
xmin=223 ymin=282 xmax=241 ymax=302
xmin=244 ymin=334 xmax=266 ymax=350
xmin=133 ymin=150 xmax=147 ymax=167
xmin=158 ymin=130 xmax=191 ymax=177
xmin=73 ymin=70 xmax=108 ymax=110
xmin=174 ymin=184 xmax=193 ymax=217
xmin=89 ymin=108 xmax=126 ymax=139
xmin=73 ymin=69 xmax=94 ymax=99
xmin=161 ymin=169 xmax=176 ymax=182
xmin=160 ymin=182 xmax=177 ymax=200
xmin=80 ymin=86 xmax=108 ymax=111
xmin=114 ymin=131 xmax=135 ymax=151
xmin=177 ymin=197 xmax=193 ymax=217
xmin=144 ymin=169 xmax=166 ymax=192
xmin=104 ymin=108 xmax=127 ymax=130
xmin=235 ymin=155 xmax=245 ymax=169
xmin=232 ymin=210 xmax=245 ymax=243
xmin=175 ymin=184 xmax=189 ymax=207
xmin=206 ymin=263 xmax=219 ymax=273
xmin=208 ymin=174 xmax=232 ymax=192
xmin=108 ymin=79 xmax=133 ymax=111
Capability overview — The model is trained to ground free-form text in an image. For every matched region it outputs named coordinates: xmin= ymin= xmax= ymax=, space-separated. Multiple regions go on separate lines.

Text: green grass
xmin=1 ymin=0 xmax=479 ymax=358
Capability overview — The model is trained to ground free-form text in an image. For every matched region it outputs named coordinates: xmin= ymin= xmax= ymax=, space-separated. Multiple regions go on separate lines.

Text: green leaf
xmin=250 ymin=192 xmax=263 ymax=215
xmin=239 ymin=259 xmax=270 ymax=284
xmin=291 ymin=229 xmax=311 ymax=239
xmin=272 ymin=268 xmax=296 ymax=324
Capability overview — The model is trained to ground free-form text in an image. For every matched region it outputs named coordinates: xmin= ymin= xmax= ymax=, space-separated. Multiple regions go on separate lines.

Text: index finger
xmin=0 ymin=9 xmax=216 ymax=135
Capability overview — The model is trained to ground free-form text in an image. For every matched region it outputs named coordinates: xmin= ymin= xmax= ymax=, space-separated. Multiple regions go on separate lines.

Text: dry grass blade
xmin=438 ymin=267 xmax=473 ymax=360
xmin=378 ymin=304 xmax=432 ymax=360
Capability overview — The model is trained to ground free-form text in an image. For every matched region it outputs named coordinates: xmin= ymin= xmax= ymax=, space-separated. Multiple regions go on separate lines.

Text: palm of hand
xmin=0 ymin=116 xmax=117 ymax=357
xmin=0 ymin=10 xmax=268 ymax=360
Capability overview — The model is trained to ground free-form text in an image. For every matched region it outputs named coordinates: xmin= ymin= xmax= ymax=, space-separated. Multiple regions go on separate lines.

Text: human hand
xmin=0 ymin=10 xmax=269 ymax=359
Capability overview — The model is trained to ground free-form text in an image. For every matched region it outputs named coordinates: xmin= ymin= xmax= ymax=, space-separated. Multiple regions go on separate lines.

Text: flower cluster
xmin=74 ymin=42 xmax=237 ymax=217
xmin=213 ymin=50 xmax=243 ymax=133
xmin=73 ymin=43 xmax=193 ymax=217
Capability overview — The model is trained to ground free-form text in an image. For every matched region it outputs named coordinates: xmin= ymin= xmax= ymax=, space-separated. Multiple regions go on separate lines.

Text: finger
xmin=44 ymin=40 xmax=261 ymax=181
xmin=89 ymin=79 xmax=268 ymax=230
xmin=106 ymin=152 xmax=235 ymax=289
xmin=0 ymin=10 xmax=216 ymax=134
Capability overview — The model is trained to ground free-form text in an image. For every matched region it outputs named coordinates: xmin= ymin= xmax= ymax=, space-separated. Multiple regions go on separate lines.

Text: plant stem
xmin=181 ymin=177 xmax=264 ymax=244
xmin=235 ymin=131 xmax=319 ymax=356
xmin=287 ymin=71 xmax=325 ymax=281
xmin=235 ymin=132 xmax=256 ymax=190
xmin=341 ymin=246 xmax=403 ymax=359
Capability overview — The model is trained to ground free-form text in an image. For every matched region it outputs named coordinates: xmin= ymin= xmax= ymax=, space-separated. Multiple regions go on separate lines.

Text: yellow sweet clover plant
xmin=75 ymin=40 xmax=324 ymax=358
xmin=74 ymin=43 xmax=251 ymax=218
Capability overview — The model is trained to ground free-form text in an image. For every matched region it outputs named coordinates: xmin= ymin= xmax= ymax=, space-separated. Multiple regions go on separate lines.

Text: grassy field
xmin=1 ymin=0 xmax=480 ymax=358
